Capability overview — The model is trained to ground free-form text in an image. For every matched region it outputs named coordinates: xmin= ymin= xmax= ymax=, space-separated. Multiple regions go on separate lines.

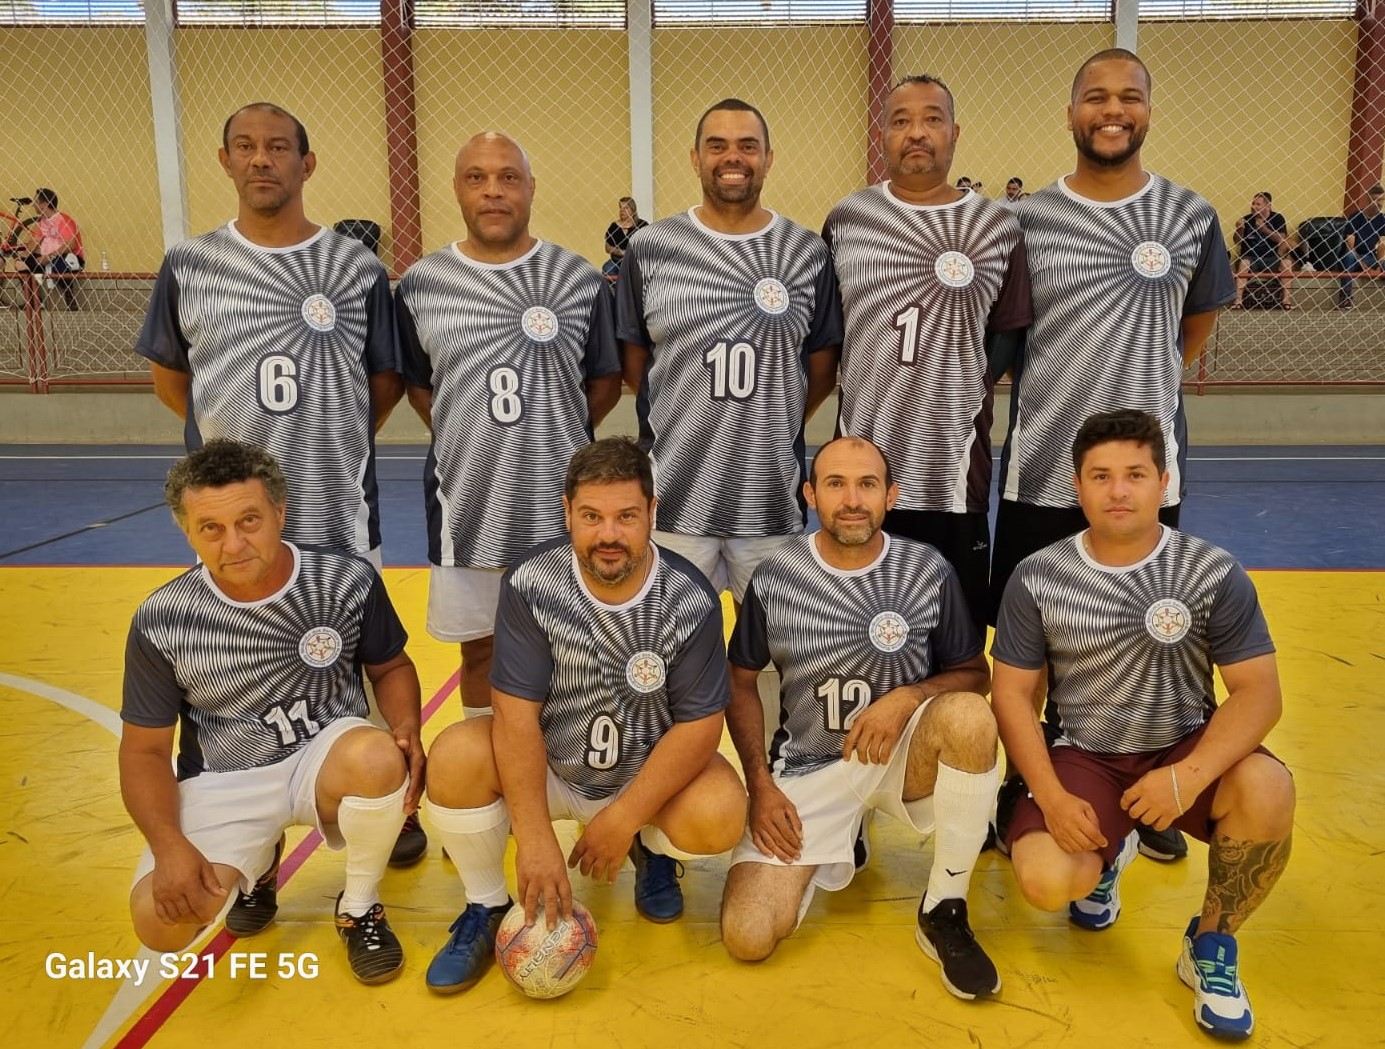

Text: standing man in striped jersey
xmin=134 ymin=103 xmax=425 ymax=870
xmin=617 ymin=98 xmax=842 ymax=606
xmin=989 ymin=51 xmax=1235 ymax=862
xmin=823 ymin=73 xmax=1031 ymax=638
xmin=396 ymin=132 xmax=621 ymax=722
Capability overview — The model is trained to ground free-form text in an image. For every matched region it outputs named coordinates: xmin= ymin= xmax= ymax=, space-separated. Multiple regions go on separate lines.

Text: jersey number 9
xmin=586 ymin=713 xmax=621 ymax=770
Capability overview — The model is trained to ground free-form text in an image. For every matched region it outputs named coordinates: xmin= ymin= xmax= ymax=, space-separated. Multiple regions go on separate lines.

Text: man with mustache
xmin=719 ymin=436 xmax=1000 ymax=1001
xmin=396 ymin=132 xmax=620 ymax=726
xmin=134 ymin=102 xmax=424 ymax=873
xmin=992 ymin=409 xmax=1292 ymax=1040
xmin=823 ymin=74 xmax=1031 ymax=638
xmin=421 ymin=437 xmax=746 ymax=994
xmin=617 ymin=98 xmax=842 ymax=611
xmin=989 ymin=51 xmax=1235 ymax=864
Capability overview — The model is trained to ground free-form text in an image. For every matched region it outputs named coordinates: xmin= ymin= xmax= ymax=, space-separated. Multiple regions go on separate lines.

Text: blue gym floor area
xmin=2 ymin=444 xmax=1382 ymax=570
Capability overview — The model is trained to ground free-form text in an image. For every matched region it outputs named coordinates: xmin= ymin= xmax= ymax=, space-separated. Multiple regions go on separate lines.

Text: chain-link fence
xmin=0 ymin=0 xmax=1382 ymax=387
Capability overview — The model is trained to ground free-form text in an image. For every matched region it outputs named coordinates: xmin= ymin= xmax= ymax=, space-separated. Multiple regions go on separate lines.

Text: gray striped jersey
xmin=999 ymin=175 xmax=1235 ymax=508
xmin=730 ymin=533 xmax=981 ymax=776
xmin=991 ymin=527 xmax=1274 ymax=754
xmin=136 ymin=223 xmax=397 ymax=554
xmin=617 ymin=209 xmax=843 ymax=537
xmin=491 ymin=538 xmax=729 ymax=799
xmin=396 ymin=241 xmax=620 ymax=568
xmin=825 ymin=184 xmax=1031 ymax=513
xmin=122 ymin=544 xmax=409 ymax=778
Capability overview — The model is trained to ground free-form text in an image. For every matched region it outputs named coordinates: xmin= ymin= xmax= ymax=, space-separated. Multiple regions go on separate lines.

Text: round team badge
xmin=868 ymin=611 xmax=910 ymax=653
xmin=301 ymin=294 xmax=337 ymax=332
xmin=934 ymin=250 xmax=975 ymax=289
xmin=625 ymin=651 xmax=666 ymax=693
xmin=753 ymin=278 xmax=790 ymax=316
xmin=299 ymin=626 xmax=343 ymax=668
xmin=521 ymin=305 xmax=560 ymax=343
xmin=1144 ymin=598 xmax=1192 ymax=645
xmin=1131 ymin=241 xmax=1172 ymax=280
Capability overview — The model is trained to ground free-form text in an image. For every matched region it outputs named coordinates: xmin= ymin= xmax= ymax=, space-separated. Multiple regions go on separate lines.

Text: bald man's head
xmin=453 ymin=131 xmax=536 ymax=257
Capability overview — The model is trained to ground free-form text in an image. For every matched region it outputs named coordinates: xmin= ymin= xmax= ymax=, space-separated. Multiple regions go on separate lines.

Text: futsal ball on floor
xmin=495 ymin=899 xmax=598 ymax=999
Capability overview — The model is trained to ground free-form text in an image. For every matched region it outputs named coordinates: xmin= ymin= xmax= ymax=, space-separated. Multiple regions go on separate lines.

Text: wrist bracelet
xmin=1170 ymin=766 xmax=1185 ymax=815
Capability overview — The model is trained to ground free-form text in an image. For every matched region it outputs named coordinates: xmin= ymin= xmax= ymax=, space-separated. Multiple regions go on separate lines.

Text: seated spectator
xmin=15 ymin=187 xmax=84 ymax=310
xmin=1232 ymin=192 xmax=1294 ymax=310
xmin=603 ymin=196 xmax=647 ymax=281
xmin=1339 ymin=183 xmax=1385 ymax=310
xmin=1000 ymin=177 xmax=1024 ymax=208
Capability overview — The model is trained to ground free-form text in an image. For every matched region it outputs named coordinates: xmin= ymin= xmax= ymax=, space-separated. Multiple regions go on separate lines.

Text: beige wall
xmin=1 ymin=19 xmax=1378 ymax=274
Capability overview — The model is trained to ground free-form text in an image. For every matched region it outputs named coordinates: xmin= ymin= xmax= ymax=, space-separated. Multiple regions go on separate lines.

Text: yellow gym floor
xmin=1 ymin=567 xmax=1380 ymax=1047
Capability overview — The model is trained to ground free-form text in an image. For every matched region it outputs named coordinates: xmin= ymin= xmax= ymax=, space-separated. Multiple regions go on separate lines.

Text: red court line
xmin=112 ymin=668 xmax=460 ymax=1049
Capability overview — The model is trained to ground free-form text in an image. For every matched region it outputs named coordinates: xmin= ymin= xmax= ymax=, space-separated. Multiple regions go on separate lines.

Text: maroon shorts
xmin=1005 ymin=723 xmax=1283 ymax=866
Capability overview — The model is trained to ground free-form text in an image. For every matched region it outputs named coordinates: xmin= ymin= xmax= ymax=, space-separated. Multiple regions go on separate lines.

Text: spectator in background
xmin=1232 ymin=192 xmax=1294 ymax=310
xmin=1339 ymin=183 xmax=1385 ymax=310
xmin=17 ymin=187 xmax=84 ymax=309
xmin=1000 ymin=177 xmax=1024 ymax=208
xmin=603 ymin=196 xmax=648 ymax=281
xmin=955 ymin=176 xmax=972 ymax=191
xmin=972 ymin=181 xmax=986 ymax=197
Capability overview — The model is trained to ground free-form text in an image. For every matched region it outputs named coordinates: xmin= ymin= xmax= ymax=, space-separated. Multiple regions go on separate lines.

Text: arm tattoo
xmin=1203 ymin=833 xmax=1292 ymax=935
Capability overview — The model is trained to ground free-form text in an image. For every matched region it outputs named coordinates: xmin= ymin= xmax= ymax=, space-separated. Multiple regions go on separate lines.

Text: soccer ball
xmin=494 ymin=899 xmax=598 ymax=999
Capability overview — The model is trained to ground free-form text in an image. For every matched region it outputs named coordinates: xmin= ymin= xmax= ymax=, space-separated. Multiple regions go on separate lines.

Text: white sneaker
xmin=1176 ymin=917 xmax=1254 ymax=1039
xmin=1068 ymin=830 xmax=1138 ymax=931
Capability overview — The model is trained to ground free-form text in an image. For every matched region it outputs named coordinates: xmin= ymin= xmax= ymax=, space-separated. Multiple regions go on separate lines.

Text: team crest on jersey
xmin=521 ymin=306 xmax=560 ymax=343
xmin=1144 ymin=598 xmax=1191 ymax=644
xmin=753 ymin=278 xmax=790 ymax=316
xmin=299 ymin=626 xmax=343 ymax=668
xmin=301 ymin=294 xmax=336 ymax=332
xmin=625 ymin=651 xmax=666 ymax=693
xmin=1131 ymin=241 xmax=1172 ymax=280
xmin=869 ymin=611 xmax=910 ymax=653
xmin=934 ymin=251 xmax=975 ymax=289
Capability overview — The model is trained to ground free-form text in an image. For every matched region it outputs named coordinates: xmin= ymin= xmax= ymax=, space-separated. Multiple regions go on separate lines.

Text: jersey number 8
xmin=489 ymin=365 xmax=524 ymax=424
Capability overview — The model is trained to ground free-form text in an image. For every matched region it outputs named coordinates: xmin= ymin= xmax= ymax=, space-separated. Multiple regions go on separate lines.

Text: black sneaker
xmin=989 ymin=774 xmax=1029 ymax=857
xmin=388 ymin=812 xmax=428 ymax=869
xmin=853 ymin=811 xmax=873 ymax=872
xmin=226 ymin=836 xmax=283 ymax=937
xmin=1136 ymin=822 xmax=1188 ymax=863
xmin=335 ymin=894 xmax=405 ymax=985
xmin=915 ymin=898 xmax=1001 ymax=1000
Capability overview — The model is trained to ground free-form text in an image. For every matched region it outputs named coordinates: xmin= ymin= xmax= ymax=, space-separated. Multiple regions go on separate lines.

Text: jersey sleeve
xmin=394 ymin=284 xmax=433 ymax=390
xmin=666 ymin=601 xmax=732 ymax=721
xmin=728 ymin=577 xmax=771 ymax=670
xmin=930 ymin=564 xmax=985 ymax=666
xmin=802 ymin=252 xmax=844 ymax=356
xmin=615 ymin=242 xmax=652 ymax=348
xmin=134 ymin=257 xmax=189 ymax=370
xmin=489 ymin=575 xmax=555 ymax=702
xmin=1207 ymin=563 xmax=1276 ymax=666
xmin=121 ymin=618 xmax=183 ymax=728
xmin=985 ymin=237 xmax=1033 ymax=333
xmin=1184 ymin=216 xmax=1237 ymax=315
xmin=584 ymin=281 xmax=622 ymax=379
xmin=358 ymin=570 xmax=409 ymax=666
xmin=989 ymin=569 xmax=1048 ymax=670
xmin=363 ymin=267 xmax=400 ymax=375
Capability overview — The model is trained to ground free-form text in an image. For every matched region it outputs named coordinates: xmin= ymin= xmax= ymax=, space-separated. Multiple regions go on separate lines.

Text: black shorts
xmin=988 ymin=499 xmax=1181 ymax=626
xmin=882 ymin=508 xmax=989 ymax=640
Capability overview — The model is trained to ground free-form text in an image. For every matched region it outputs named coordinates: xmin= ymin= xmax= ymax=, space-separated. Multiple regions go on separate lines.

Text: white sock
xmin=337 ymin=782 xmax=407 ymax=916
xmin=427 ymin=798 xmax=511 ymax=908
xmin=924 ymin=761 xmax=1000 ymax=913
xmin=462 ymin=705 xmax=494 ymax=720
xmin=639 ymin=824 xmax=703 ymax=862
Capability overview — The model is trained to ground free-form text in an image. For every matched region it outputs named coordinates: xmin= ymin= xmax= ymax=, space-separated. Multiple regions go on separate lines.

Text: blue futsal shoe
xmin=426 ymin=900 xmax=511 ymax=994
xmin=629 ymin=837 xmax=684 ymax=923
xmin=1177 ymin=917 xmax=1254 ymax=1039
xmin=1069 ymin=829 xmax=1138 ymax=931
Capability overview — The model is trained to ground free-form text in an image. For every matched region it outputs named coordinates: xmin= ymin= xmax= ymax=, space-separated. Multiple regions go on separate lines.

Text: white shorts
xmin=427 ymin=565 xmax=505 ymax=643
xmin=545 ymin=767 xmax=630 ymax=823
xmin=653 ymin=531 xmax=799 ymax=602
xmin=131 ymin=717 xmax=377 ymax=894
xmin=730 ymin=702 xmax=935 ymax=893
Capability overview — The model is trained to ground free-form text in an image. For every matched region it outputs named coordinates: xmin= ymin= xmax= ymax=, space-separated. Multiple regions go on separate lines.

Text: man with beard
xmin=718 ymin=437 xmax=1001 ymax=1002
xmin=823 ymin=74 xmax=1030 ymax=637
xmin=617 ymin=98 xmax=841 ymax=607
xmin=989 ymin=51 xmax=1234 ymax=863
xmin=420 ymin=438 xmax=747 ymax=994
xmin=397 ymin=133 xmax=620 ymax=722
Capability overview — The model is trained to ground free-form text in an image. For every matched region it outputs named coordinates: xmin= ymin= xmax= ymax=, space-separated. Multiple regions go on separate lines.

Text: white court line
xmin=0 ymin=671 xmax=122 ymax=736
